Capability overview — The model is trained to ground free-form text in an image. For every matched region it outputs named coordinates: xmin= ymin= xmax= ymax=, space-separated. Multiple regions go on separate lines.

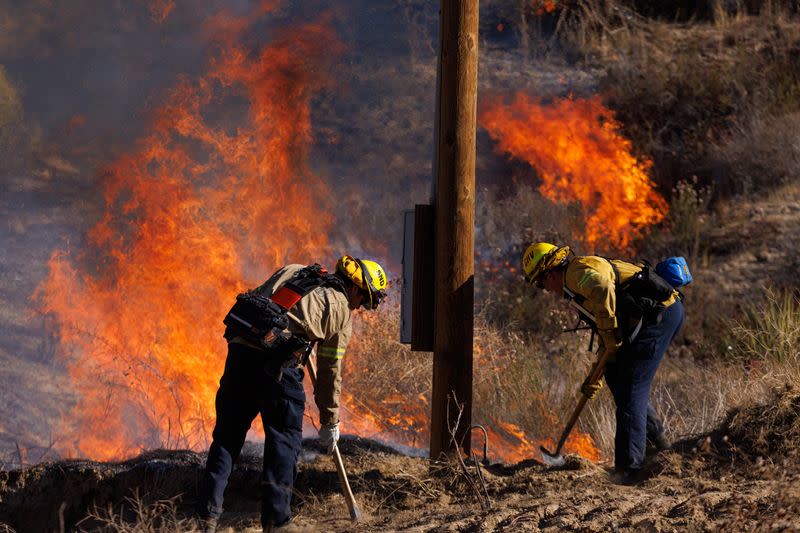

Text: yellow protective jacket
xmin=564 ymin=256 xmax=678 ymax=343
xmin=232 ymin=264 xmax=352 ymax=427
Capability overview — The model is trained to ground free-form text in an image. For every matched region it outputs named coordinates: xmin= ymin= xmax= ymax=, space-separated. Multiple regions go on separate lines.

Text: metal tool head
xmin=350 ymin=504 xmax=363 ymax=522
xmin=539 ymin=445 xmax=566 ymax=467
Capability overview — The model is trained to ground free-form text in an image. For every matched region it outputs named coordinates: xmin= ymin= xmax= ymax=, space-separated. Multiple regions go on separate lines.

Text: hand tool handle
xmin=306 ymin=355 xmax=362 ymax=522
xmin=332 ymin=442 xmax=362 ymax=521
xmin=552 ymin=394 xmax=589 ymax=456
xmin=553 ymin=345 xmax=615 ymax=456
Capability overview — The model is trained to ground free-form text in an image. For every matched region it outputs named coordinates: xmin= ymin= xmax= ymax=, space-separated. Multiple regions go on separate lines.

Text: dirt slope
xmin=707 ymin=183 xmax=800 ymax=297
xmin=3 ymin=386 xmax=800 ymax=533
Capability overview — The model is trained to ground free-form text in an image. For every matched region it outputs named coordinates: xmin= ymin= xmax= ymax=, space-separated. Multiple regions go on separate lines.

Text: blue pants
xmin=198 ymin=342 xmax=305 ymax=527
xmin=604 ymin=300 xmax=684 ymax=471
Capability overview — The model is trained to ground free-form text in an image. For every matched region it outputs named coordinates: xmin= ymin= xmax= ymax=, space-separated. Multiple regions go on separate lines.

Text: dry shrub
xmin=344 ymin=299 xmax=432 ymax=446
xmin=719 ymin=384 xmax=800 ymax=459
xmin=707 ymin=112 xmax=800 ymax=196
xmin=664 ymin=178 xmax=713 ymax=259
xmin=78 ymin=490 xmax=190 ymax=533
xmin=475 ymin=184 xmax=577 ymax=328
xmin=0 ymin=66 xmax=24 ymax=159
xmin=642 ymin=176 xmax=715 ymax=264
xmin=587 ymin=9 xmax=800 ymax=197
xmin=472 ymin=314 xmax=594 ymax=446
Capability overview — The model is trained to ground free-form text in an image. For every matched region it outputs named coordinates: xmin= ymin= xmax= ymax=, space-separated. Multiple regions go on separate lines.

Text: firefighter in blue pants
xmin=197 ymin=256 xmax=387 ymax=532
xmin=523 ymin=243 xmax=684 ymax=484
xmin=604 ymin=299 xmax=684 ymax=476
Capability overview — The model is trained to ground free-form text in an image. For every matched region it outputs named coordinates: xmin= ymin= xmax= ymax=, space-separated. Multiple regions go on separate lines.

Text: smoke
xmin=0 ymin=65 xmax=23 ymax=158
xmin=0 ymin=0 xmax=625 ymax=462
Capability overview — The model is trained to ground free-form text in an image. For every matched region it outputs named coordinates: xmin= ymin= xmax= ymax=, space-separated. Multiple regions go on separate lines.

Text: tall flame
xmin=35 ymin=8 xmax=343 ymax=460
xmin=31 ymin=13 xmax=605 ymax=466
xmin=480 ymin=93 xmax=667 ymax=250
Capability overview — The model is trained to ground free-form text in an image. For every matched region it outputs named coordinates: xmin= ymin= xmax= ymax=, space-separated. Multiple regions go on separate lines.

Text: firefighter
xmin=522 ymin=242 xmax=684 ymax=484
xmin=197 ymin=255 xmax=387 ymax=532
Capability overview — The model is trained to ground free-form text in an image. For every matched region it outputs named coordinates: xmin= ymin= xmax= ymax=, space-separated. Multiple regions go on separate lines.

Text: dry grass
xmin=0 ymin=66 xmax=23 ymax=154
xmin=344 ymin=297 xmax=788 ymax=465
xmin=550 ymin=3 xmax=800 ymax=198
xmin=78 ymin=490 xmax=192 ymax=533
xmin=731 ymin=289 xmax=800 ymax=369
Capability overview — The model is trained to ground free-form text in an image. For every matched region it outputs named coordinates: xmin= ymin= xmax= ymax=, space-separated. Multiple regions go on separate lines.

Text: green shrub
xmin=730 ymin=289 xmax=800 ymax=368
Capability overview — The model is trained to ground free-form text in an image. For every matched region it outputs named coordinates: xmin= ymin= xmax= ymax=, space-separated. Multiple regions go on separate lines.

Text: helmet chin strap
xmin=354 ymin=258 xmax=375 ymax=309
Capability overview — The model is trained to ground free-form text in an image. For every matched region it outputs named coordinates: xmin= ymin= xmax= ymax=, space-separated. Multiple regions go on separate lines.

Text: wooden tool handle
xmin=553 ymin=345 xmax=615 ymax=456
xmin=305 ymin=355 xmax=362 ymax=522
xmin=553 ymin=394 xmax=589 ymax=456
xmin=333 ymin=443 xmax=362 ymax=521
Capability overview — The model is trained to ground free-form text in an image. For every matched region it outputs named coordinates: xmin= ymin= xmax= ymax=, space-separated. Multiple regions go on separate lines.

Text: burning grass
xmin=32 ymin=5 xmax=344 ymax=461
xmin=479 ymin=93 xmax=667 ymax=252
xmin=339 ymin=299 xmax=603 ymax=464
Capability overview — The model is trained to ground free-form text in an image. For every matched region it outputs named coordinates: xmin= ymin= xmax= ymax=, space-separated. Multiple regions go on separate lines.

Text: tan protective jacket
xmin=232 ymin=264 xmax=352 ymax=427
xmin=564 ymin=256 xmax=678 ymax=343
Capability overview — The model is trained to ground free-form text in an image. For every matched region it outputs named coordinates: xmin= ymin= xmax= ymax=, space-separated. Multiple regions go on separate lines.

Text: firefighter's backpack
xmin=222 ymin=264 xmax=346 ymax=351
xmin=655 ymin=256 xmax=693 ymax=288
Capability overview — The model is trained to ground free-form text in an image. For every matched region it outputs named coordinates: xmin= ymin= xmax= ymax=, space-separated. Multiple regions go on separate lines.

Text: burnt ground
xmin=1 ymin=183 xmax=799 ymax=532
xmin=2 ymin=386 xmax=800 ymax=533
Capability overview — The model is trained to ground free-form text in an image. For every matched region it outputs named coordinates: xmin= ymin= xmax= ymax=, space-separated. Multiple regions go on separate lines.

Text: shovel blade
xmin=350 ymin=504 xmax=362 ymax=522
xmin=540 ymin=445 xmax=566 ymax=467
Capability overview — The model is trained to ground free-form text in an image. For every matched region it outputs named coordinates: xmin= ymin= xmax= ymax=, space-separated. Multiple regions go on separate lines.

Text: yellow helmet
xmin=522 ymin=242 xmax=571 ymax=286
xmin=336 ymin=255 xmax=387 ymax=309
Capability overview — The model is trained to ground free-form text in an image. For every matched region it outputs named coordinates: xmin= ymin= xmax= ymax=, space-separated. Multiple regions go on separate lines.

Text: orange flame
xmin=35 ymin=9 xmax=343 ymax=460
xmin=327 ymin=308 xmax=602 ymax=465
xmin=533 ymin=1 xmax=557 ymax=16
xmin=32 ymin=12 xmax=605 ymax=466
xmin=146 ymin=0 xmax=175 ymax=23
xmin=485 ymin=420 xmax=601 ymax=464
xmin=479 ymin=93 xmax=667 ymax=251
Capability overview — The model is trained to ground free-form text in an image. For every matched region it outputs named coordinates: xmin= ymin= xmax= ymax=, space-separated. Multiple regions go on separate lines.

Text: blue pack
xmin=655 ymin=256 xmax=693 ymax=288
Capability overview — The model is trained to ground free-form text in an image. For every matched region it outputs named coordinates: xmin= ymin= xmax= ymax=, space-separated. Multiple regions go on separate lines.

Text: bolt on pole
xmin=429 ymin=0 xmax=479 ymax=461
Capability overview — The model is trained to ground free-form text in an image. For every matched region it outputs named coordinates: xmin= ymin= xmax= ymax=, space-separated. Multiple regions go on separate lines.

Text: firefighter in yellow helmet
xmin=198 ymin=255 xmax=387 ymax=532
xmin=523 ymin=242 xmax=684 ymax=485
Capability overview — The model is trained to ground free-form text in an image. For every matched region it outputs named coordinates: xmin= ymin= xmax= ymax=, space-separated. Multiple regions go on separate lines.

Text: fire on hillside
xmin=34 ymin=3 xmax=341 ymax=460
xmin=30 ymin=4 xmax=620 ymax=466
xmin=480 ymin=93 xmax=668 ymax=251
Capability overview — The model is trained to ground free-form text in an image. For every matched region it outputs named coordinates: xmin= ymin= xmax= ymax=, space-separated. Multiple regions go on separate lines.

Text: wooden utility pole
xmin=429 ymin=0 xmax=479 ymax=460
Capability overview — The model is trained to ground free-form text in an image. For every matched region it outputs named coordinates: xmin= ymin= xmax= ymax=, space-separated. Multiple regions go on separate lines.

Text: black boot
xmin=652 ymin=431 xmax=671 ymax=451
xmin=196 ymin=516 xmax=218 ymax=533
xmin=610 ymin=468 xmax=642 ymax=486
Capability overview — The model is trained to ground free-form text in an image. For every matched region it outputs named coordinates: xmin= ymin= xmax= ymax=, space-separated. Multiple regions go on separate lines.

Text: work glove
xmin=318 ymin=423 xmax=340 ymax=453
xmin=580 ymin=374 xmax=604 ymax=400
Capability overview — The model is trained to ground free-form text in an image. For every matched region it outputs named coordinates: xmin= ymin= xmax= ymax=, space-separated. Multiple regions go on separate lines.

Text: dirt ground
xmin=2 ymin=182 xmax=800 ymax=531
xmin=3 ymin=385 xmax=800 ymax=533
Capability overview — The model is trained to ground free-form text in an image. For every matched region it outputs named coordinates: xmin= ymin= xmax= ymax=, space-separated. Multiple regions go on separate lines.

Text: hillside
xmin=3 ymin=386 xmax=800 ymax=532
xmin=1 ymin=1 xmax=800 ymax=531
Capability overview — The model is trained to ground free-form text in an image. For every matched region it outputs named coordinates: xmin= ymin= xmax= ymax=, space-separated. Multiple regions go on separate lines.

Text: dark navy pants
xmin=604 ymin=300 xmax=684 ymax=471
xmin=198 ymin=342 xmax=305 ymax=527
